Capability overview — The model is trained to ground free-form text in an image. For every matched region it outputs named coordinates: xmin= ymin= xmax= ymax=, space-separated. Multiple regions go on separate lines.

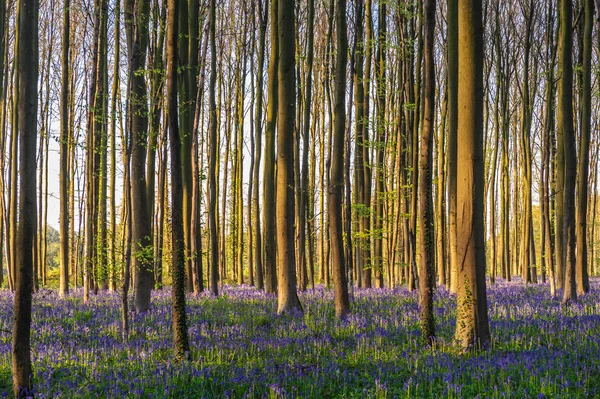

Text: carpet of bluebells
xmin=1 ymin=279 xmax=600 ymax=398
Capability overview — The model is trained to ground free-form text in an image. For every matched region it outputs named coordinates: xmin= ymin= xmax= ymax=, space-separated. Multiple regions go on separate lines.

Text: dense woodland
xmin=2 ymin=0 xmax=600 ymax=396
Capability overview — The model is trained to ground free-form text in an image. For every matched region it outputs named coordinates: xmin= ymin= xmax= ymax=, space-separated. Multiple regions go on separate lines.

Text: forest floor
xmin=0 ymin=279 xmax=599 ymax=398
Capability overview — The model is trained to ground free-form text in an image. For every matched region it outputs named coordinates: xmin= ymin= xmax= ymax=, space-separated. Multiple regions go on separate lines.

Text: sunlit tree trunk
xmin=276 ymin=0 xmax=301 ymax=314
xmin=263 ymin=0 xmax=278 ymax=294
xmin=12 ymin=0 xmax=38 ymax=393
xmin=59 ymin=0 xmax=70 ymax=297
xmin=208 ymin=0 xmax=219 ymax=296
xmin=454 ymin=0 xmax=490 ymax=350
xmin=253 ymin=0 xmax=267 ymax=290
xmin=576 ymin=0 xmax=593 ymax=295
xmin=362 ymin=0 xmax=373 ymax=288
xmin=541 ymin=0 xmax=557 ymax=296
xmin=447 ymin=0 xmax=458 ymax=293
xmin=518 ymin=0 xmax=535 ymax=285
xmin=108 ymin=0 xmax=121 ymax=292
xmin=373 ymin=0 xmax=386 ymax=289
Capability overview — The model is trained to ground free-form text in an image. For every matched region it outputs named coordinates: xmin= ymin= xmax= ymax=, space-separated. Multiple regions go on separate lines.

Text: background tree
xmin=59 ymin=0 xmax=70 ymax=297
xmin=208 ymin=0 xmax=219 ymax=296
xmin=576 ymin=0 xmax=593 ymax=295
xmin=263 ymin=0 xmax=278 ymax=294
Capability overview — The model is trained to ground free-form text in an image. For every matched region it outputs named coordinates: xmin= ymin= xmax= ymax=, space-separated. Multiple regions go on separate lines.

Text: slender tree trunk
xmin=373 ymin=0 xmax=386 ymax=289
xmin=263 ymin=0 xmax=278 ymax=294
xmin=518 ymin=1 xmax=535 ymax=285
xmin=353 ymin=0 xmax=366 ymax=290
xmin=276 ymin=0 xmax=301 ymax=314
xmin=253 ymin=0 xmax=267 ymax=290
xmin=59 ymin=0 xmax=70 ymax=297
xmin=419 ymin=0 xmax=436 ymax=345
xmin=362 ymin=0 xmax=373 ymax=289
xmin=208 ymin=0 xmax=219 ymax=296
xmin=0 ymin=0 xmax=7 ymax=291
xmin=298 ymin=0 xmax=314 ymax=294
xmin=109 ymin=0 xmax=121 ymax=292
xmin=455 ymin=0 xmax=490 ymax=350
xmin=576 ymin=0 xmax=593 ymax=295
xmin=126 ymin=0 xmax=152 ymax=312
xmin=330 ymin=0 xmax=350 ymax=318
xmin=447 ymin=0 xmax=458 ymax=293
xmin=12 ymin=0 xmax=38 ymax=393
xmin=191 ymin=23 xmax=208 ymax=294
xmin=560 ymin=0 xmax=577 ymax=304
xmin=168 ymin=0 xmax=190 ymax=358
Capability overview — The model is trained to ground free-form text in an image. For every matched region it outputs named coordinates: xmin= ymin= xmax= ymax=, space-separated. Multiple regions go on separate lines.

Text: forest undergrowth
xmin=1 ymin=280 xmax=599 ymax=398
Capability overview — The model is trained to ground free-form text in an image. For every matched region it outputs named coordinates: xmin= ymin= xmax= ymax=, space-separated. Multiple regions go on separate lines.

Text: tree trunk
xmin=560 ymin=0 xmax=577 ymax=304
xmin=276 ymin=0 xmax=302 ymax=314
xmin=208 ymin=0 xmax=219 ymax=296
xmin=126 ymin=0 xmax=152 ymax=312
xmin=253 ymin=0 xmax=267 ymax=290
xmin=419 ymin=0 xmax=436 ymax=345
xmin=167 ymin=0 xmax=190 ymax=358
xmin=576 ymin=0 xmax=593 ymax=295
xmin=373 ymin=0 xmax=386 ymax=289
xmin=447 ymin=0 xmax=458 ymax=293
xmin=263 ymin=0 xmax=278 ymax=294
xmin=59 ymin=0 xmax=70 ymax=297
xmin=330 ymin=0 xmax=350 ymax=318
xmin=454 ymin=0 xmax=490 ymax=350
xmin=12 ymin=0 xmax=38 ymax=393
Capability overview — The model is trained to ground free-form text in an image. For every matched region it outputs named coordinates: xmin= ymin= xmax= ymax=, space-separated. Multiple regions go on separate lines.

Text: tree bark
xmin=576 ymin=0 xmax=593 ymax=295
xmin=12 ymin=0 xmax=38 ymax=394
xmin=447 ymin=0 xmax=458 ymax=293
xmin=420 ymin=0 xmax=436 ymax=345
xmin=59 ymin=0 xmax=70 ymax=297
xmin=455 ymin=0 xmax=490 ymax=350
xmin=330 ymin=0 xmax=350 ymax=319
xmin=167 ymin=0 xmax=190 ymax=358
xmin=276 ymin=0 xmax=301 ymax=314
xmin=126 ymin=0 xmax=153 ymax=312
xmin=560 ymin=0 xmax=577 ymax=304
xmin=263 ymin=0 xmax=278 ymax=294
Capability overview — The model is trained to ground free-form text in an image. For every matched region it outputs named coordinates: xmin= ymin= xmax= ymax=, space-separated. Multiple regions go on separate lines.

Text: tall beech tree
xmin=59 ymin=0 xmax=70 ymax=297
xmin=253 ymin=0 xmax=268 ymax=290
xmin=560 ymin=0 xmax=577 ymax=305
xmin=167 ymin=0 xmax=190 ymax=358
xmin=455 ymin=0 xmax=490 ymax=350
xmin=373 ymin=0 xmax=386 ymax=289
xmin=576 ymin=0 xmax=593 ymax=295
xmin=12 ymin=0 xmax=38 ymax=394
xmin=419 ymin=0 xmax=436 ymax=345
xmin=208 ymin=0 xmax=219 ymax=296
xmin=330 ymin=0 xmax=350 ymax=319
xmin=263 ymin=0 xmax=278 ymax=294
xmin=276 ymin=0 xmax=301 ymax=314
xmin=126 ymin=0 xmax=153 ymax=313
xmin=447 ymin=0 xmax=458 ymax=294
